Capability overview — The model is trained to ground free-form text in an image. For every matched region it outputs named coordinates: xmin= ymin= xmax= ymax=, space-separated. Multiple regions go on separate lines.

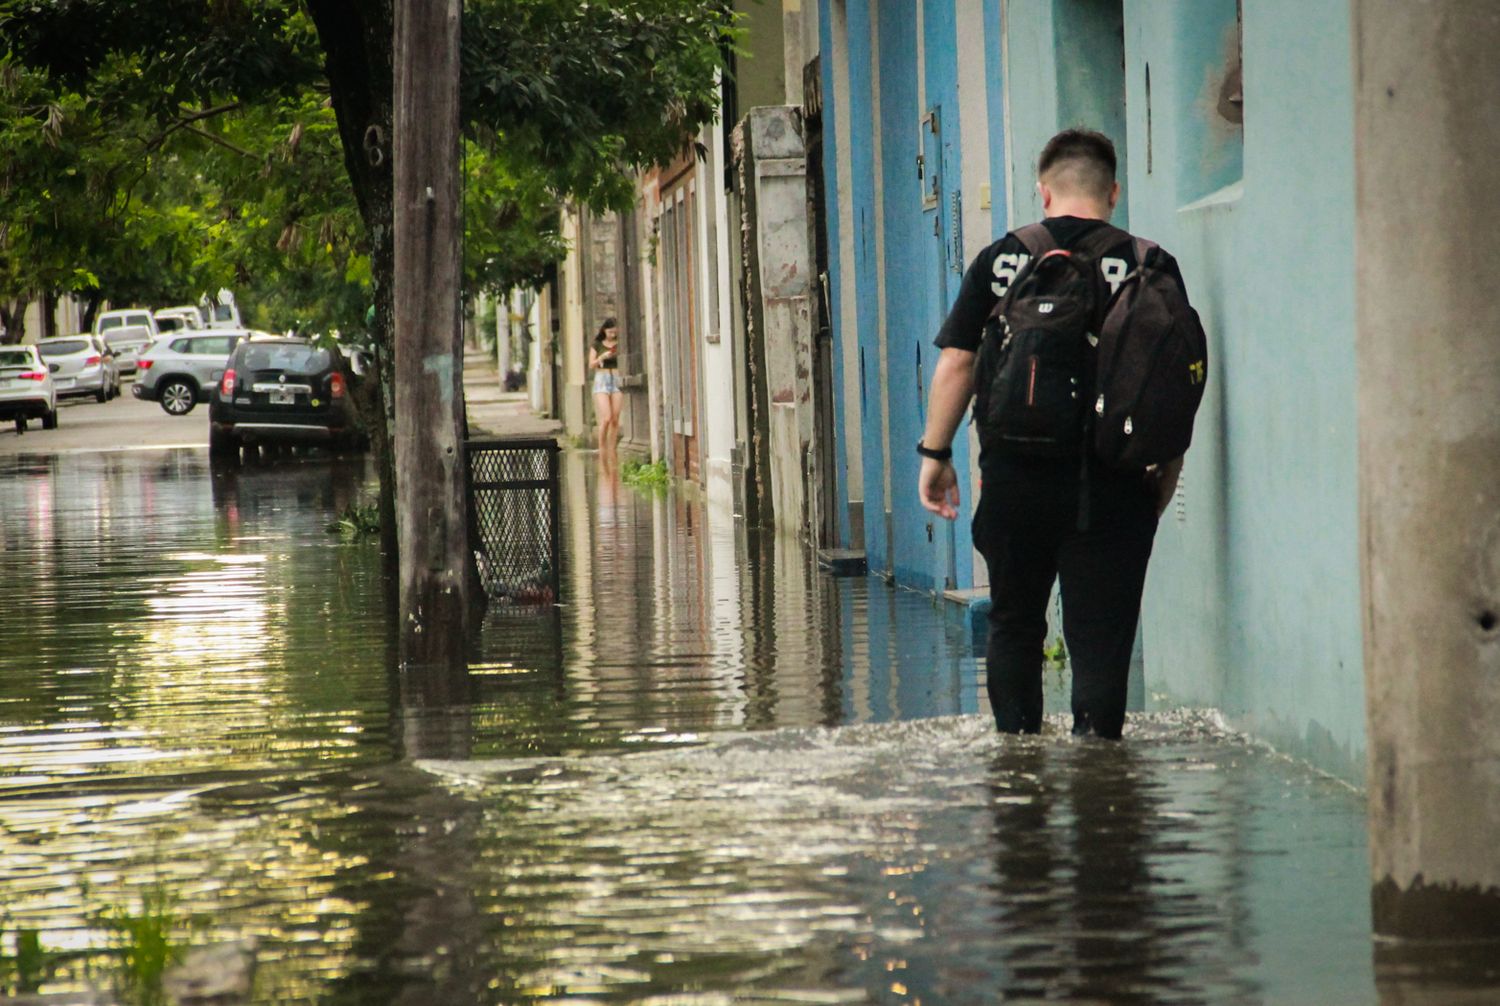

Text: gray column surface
xmin=1353 ymin=0 xmax=1500 ymax=937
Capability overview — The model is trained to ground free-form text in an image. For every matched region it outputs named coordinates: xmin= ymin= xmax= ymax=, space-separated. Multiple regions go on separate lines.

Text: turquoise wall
xmin=1129 ymin=0 xmax=1364 ymax=783
xmin=1003 ymin=0 xmax=1131 ymax=229
xmin=1053 ymin=0 xmax=1130 ymax=230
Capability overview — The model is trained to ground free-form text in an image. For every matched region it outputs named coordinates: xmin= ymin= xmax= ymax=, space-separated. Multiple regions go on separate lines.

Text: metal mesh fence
xmin=466 ymin=438 xmax=560 ymax=606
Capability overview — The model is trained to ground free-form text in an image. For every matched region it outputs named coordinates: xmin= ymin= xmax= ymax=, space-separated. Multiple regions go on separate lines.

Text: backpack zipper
xmin=1027 ymin=355 xmax=1038 ymax=406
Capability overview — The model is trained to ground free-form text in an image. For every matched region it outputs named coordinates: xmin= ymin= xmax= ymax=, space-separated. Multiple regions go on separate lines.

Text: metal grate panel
xmin=466 ymin=438 xmax=561 ymax=606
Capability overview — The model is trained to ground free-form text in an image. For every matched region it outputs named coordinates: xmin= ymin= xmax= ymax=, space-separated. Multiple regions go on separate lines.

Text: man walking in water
xmin=916 ymin=129 xmax=1194 ymax=739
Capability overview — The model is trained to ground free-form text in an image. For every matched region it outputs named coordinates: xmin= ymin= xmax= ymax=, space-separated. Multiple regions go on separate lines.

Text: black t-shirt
xmin=594 ymin=333 xmax=619 ymax=370
xmin=934 ymin=216 xmax=1186 ymax=353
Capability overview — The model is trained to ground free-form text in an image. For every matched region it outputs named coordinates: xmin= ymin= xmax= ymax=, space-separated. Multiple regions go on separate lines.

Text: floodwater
xmin=0 ymin=448 xmax=1489 ymax=1003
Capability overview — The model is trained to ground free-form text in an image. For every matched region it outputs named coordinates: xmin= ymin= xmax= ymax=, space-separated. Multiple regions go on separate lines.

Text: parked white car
xmin=154 ymin=306 xmax=204 ymax=334
xmin=37 ymin=334 xmax=121 ymax=402
xmin=95 ymin=308 xmax=160 ymax=340
xmin=102 ymin=324 xmax=154 ymax=375
xmin=0 ymin=345 xmax=58 ymax=433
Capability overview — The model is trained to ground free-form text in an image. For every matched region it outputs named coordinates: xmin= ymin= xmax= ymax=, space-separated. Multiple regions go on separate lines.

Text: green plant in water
xmin=326 ymin=501 xmax=381 ymax=540
xmin=0 ymin=926 xmax=55 ymax=995
xmin=620 ymin=458 xmax=669 ymax=490
xmin=97 ymin=885 xmax=184 ymax=1006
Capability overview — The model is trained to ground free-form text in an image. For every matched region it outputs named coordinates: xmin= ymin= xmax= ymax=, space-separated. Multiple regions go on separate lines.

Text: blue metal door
xmin=921 ymin=0 xmax=973 ymax=593
xmin=919 ymin=106 xmax=953 ymax=591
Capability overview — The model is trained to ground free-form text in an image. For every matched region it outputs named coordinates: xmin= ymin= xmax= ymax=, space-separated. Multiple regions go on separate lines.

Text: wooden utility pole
xmin=393 ymin=0 xmax=469 ymax=667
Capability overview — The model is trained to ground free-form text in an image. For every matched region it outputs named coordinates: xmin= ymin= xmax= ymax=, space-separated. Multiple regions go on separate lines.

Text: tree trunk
xmin=40 ymin=291 xmax=57 ymax=340
xmin=305 ymin=0 xmax=400 ymax=567
xmin=0 ymin=299 xmax=29 ymax=345
xmin=80 ymin=292 xmax=103 ymax=335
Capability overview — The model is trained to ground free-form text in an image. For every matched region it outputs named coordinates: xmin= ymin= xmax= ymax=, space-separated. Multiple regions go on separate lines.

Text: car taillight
xmin=137 ymin=359 xmax=152 ymax=370
xmin=19 ymin=371 xmax=46 ymax=381
xmin=85 ymin=355 xmax=102 ymax=366
xmin=221 ymin=368 xmax=236 ymax=396
xmin=329 ymin=372 xmax=346 ymax=399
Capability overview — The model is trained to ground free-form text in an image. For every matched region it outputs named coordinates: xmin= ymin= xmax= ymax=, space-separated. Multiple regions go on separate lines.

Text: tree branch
xmin=182 ymin=125 xmax=259 ymax=160
xmin=143 ymin=102 xmax=242 ymax=153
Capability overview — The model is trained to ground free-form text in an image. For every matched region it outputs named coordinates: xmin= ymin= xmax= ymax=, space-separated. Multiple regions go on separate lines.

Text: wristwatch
xmin=916 ymin=440 xmax=952 ymax=461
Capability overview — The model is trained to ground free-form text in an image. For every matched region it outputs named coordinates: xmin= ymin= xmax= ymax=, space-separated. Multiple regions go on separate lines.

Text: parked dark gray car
xmin=209 ymin=337 xmax=361 ymax=462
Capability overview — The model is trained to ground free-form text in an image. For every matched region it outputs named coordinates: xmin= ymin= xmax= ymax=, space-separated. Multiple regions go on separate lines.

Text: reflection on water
xmin=0 ymin=447 xmax=1470 ymax=1003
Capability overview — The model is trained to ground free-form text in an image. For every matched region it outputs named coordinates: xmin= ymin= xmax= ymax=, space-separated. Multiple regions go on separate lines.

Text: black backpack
xmin=1093 ymin=236 xmax=1208 ymax=468
xmin=973 ymin=223 xmax=1113 ymax=459
xmin=974 ymin=222 xmax=1207 ymax=469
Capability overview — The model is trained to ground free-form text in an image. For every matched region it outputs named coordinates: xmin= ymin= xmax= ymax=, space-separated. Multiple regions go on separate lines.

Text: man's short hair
xmin=1037 ymin=129 xmax=1117 ymax=202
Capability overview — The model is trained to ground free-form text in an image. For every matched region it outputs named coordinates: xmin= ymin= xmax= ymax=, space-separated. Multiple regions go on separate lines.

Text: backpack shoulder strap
xmin=986 ymin=224 xmax=1058 ymax=320
xmin=1071 ymin=223 xmax=1131 ymax=262
xmin=1013 ymin=222 xmax=1058 ymax=258
xmin=1132 ymin=236 xmax=1160 ymax=270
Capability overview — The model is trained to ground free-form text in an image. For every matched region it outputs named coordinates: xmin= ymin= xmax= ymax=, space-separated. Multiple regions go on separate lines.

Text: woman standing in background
xmin=590 ymin=317 xmax=623 ymax=451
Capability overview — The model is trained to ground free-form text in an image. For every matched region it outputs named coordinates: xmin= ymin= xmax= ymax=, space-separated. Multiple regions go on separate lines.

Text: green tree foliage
xmin=2 ymin=0 xmax=733 ymax=322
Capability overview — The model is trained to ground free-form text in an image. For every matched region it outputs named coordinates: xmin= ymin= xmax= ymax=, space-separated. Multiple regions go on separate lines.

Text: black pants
xmin=973 ymin=456 xmax=1159 ymax=739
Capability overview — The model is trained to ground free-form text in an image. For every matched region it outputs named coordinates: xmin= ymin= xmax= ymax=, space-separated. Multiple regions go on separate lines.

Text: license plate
xmin=270 ymin=389 xmax=296 ymax=406
xmin=55 ymin=378 xmax=74 ymax=388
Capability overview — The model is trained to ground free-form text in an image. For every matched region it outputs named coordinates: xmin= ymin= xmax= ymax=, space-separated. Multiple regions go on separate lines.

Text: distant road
xmin=0 ymin=378 xmax=208 ymax=455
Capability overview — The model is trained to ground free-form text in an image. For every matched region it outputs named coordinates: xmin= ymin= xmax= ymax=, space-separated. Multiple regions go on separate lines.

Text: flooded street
xmin=0 ymin=447 xmax=1472 ymax=1003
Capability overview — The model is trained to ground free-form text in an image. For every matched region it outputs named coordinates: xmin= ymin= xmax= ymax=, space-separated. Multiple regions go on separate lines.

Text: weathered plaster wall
xmin=1354 ymin=0 xmax=1500 ymax=935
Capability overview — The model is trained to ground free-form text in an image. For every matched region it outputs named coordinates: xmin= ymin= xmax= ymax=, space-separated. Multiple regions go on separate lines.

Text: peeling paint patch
xmin=423 ymin=353 xmax=455 ymax=406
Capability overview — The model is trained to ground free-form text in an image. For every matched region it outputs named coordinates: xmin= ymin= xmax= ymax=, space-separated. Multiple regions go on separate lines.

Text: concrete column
xmin=1353 ymin=0 xmax=1500 ymax=938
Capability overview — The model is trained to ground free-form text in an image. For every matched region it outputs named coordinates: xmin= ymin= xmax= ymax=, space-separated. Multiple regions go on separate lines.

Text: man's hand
xmin=1148 ymin=456 xmax=1184 ymax=517
xmin=917 ymin=348 xmax=976 ymax=522
xmin=919 ymin=457 xmax=961 ymax=520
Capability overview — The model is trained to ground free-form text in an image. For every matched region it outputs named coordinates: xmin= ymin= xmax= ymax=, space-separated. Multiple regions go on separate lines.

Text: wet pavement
xmin=0 ymin=447 xmax=1493 ymax=1003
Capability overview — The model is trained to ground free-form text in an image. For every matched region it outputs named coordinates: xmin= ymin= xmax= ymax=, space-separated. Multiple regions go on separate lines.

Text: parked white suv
xmin=134 ymin=329 xmax=253 ymax=415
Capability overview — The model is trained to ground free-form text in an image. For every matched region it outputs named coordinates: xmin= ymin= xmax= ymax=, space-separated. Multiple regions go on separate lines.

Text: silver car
xmin=103 ymin=325 xmax=154 ymax=376
xmin=37 ymin=334 xmax=121 ymax=403
xmin=134 ymin=329 xmax=250 ymax=415
xmin=0 ymin=345 xmax=58 ymax=432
